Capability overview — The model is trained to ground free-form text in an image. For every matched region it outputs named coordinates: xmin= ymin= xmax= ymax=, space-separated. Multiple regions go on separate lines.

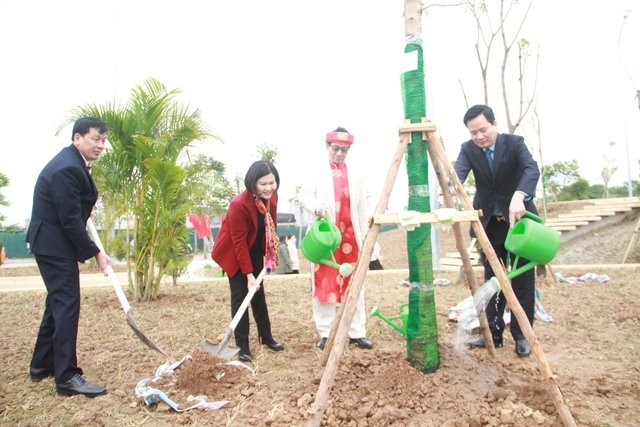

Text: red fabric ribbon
xmin=313 ymin=162 xmax=358 ymax=303
xmin=255 ymin=197 xmax=279 ymax=272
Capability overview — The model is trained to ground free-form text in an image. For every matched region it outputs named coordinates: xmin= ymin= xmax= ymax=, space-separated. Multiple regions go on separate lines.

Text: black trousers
xmin=228 ymin=270 xmax=274 ymax=354
xmin=31 ymin=255 xmax=83 ymax=383
xmin=481 ymin=217 xmax=535 ymax=341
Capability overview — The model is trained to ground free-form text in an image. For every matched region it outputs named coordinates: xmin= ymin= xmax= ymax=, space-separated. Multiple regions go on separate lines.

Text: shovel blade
xmin=201 ymin=340 xmax=240 ymax=360
xmin=125 ymin=311 xmax=166 ymax=356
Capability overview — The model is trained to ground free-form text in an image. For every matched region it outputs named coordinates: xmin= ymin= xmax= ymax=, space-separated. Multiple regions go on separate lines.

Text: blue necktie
xmin=484 ymin=148 xmax=494 ymax=173
xmin=484 ymin=148 xmax=502 ymax=215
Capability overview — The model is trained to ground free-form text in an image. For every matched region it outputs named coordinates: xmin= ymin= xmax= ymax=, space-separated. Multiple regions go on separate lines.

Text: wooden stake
xmin=307 ymin=134 xmax=410 ymax=426
xmin=424 ymin=124 xmax=496 ymax=358
xmin=427 ymin=128 xmax=577 ymax=427
xmin=622 ymin=213 xmax=640 ymax=263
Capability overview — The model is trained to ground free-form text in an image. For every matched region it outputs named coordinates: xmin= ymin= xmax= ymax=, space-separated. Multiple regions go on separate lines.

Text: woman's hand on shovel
xmin=247 ymin=273 xmax=261 ymax=291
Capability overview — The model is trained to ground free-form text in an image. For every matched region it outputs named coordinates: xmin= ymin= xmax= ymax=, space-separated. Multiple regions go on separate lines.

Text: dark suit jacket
xmin=212 ymin=190 xmax=278 ymax=277
xmin=454 ymin=133 xmax=540 ymax=228
xmin=26 ymin=144 xmax=100 ymax=262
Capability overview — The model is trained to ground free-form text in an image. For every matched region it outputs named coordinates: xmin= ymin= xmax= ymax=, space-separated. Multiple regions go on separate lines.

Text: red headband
xmin=325 ymin=131 xmax=354 ymax=145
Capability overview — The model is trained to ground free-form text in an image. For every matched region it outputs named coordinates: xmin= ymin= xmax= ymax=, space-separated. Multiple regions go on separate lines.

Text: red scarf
xmin=313 ymin=162 xmax=359 ymax=303
xmin=255 ymin=197 xmax=278 ymax=272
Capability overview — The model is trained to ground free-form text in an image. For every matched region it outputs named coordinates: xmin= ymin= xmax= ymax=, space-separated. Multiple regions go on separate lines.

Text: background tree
xmin=609 ymin=181 xmax=640 ymax=197
xmin=68 ymin=78 xmax=214 ymax=301
xmin=529 ymin=106 xmax=550 ymax=215
xmin=256 ymin=143 xmax=279 ymax=164
xmin=426 ymin=1 xmax=543 ymax=206
xmin=541 ymin=160 xmax=581 ymax=202
xmin=463 ymin=0 xmax=537 ymax=133
xmin=0 ymin=173 xmax=22 ymax=232
xmin=557 ymin=178 xmax=598 ymax=201
xmin=182 ymin=154 xmax=234 ymax=217
xmin=600 ymin=141 xmax=618 ymax=198
xmin=0 ymin=172 xmax=6 ymax=263
xmin=0 ymin=172 xmax=8 ymax=226
xmin=233 ymin=175 xmax=243 ymax=195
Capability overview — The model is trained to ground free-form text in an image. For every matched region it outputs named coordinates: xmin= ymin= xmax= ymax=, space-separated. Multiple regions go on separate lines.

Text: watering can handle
xmin=317 ymin=213 xmax=332 ymax=222
xmin=522 ymin=211 xmax=544 ymax=224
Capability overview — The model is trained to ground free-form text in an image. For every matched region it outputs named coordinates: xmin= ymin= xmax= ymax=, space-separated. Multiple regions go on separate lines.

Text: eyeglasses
xmin=329 ymin=144 xmax=350 ymax=154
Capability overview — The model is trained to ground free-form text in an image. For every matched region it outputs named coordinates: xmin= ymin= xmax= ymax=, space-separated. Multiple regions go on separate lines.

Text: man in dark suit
xmin=27 ymin=117 xmax=111 ymax=397
xmin=454 ymin=104 xmax=540 ymax=358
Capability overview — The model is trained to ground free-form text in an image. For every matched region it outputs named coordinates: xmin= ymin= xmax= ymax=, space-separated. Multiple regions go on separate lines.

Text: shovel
xmin=86 ymin=219 xmax=166 ymax=356
xmin=201 ymin=267 xmax=267 ymax=360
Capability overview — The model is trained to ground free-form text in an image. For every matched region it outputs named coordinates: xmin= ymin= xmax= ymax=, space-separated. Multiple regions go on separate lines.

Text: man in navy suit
xmin=27 ymin=117 xmax=111 ymax=396
xmin=454 ymin=104 xmax=540 ymax=358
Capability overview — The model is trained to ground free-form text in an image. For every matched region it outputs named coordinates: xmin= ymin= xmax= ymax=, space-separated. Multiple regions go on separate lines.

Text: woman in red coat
xmin=211 ymin=160 xmax=284 ymax=362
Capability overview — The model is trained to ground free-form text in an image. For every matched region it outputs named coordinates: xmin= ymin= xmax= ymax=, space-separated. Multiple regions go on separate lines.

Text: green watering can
xmin=301 ymin=216 xmax=353 ymax=277
xmin=370 ymin=304 xmax=409 ymax=336
xmin=505 ymin=211 xmax=561 ymax=279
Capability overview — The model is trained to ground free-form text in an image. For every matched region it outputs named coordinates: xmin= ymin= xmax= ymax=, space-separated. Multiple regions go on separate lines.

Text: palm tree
xmin=0 ymin=172 xmax=9 ymax=225
xmin=68 ymin=78 xmax=214 ymax=301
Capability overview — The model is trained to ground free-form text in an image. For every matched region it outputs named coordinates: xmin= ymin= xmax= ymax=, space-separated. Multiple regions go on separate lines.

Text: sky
xmin=1 ymin=0 xmax=639 ymax=227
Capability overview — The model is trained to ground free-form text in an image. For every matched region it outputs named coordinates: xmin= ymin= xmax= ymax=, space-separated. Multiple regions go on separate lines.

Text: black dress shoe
xmin=349 ymin=337 xmax=373 ymax=349
xmin=263 ymin=341 xmax=284 ymax=351
xmin=29 ymin=366 xmax=54 ymax=382
xmin=466 ymin=335 xmax=503 ymax=349
xmin=515 ymin=339 xmax=531 ymax=357
xmin=316 ymin=337 xmax=327 ymax=350
xmin=56 ymin=374 xmax=106 ymax=398
xmin=238 ymin=353 xmax=253 ymax=363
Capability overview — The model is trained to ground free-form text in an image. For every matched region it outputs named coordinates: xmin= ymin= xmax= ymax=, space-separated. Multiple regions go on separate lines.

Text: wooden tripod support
xmin=307 ymin=120 xmax=576 ymax=427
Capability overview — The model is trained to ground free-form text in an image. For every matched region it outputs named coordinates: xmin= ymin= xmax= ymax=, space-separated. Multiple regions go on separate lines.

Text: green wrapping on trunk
xmin=401 ymin=38 xmax=439 ymax=372
xmin=406 ymin=283 xmax=439 ymax=373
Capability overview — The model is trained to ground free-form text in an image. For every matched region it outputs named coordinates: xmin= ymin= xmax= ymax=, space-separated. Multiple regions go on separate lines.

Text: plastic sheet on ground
xmin=449 ymin=288 xmax=553 ymax=331
xmin=555 ymin=272 xmax=611 ymax=284
xmin=534 ymin=288 xmax=553 ymax=322
xmin=135 ymin=355 xmax=241 ymax=412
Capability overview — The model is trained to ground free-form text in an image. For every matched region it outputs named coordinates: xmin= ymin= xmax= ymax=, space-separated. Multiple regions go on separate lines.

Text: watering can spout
xmin=318 ymin=257 xmax=353 ymax=277
xmin=370 ymin=304 xmax=408 ymax=336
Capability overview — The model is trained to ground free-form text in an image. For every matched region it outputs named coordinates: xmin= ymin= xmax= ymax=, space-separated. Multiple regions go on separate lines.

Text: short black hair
xmin=71 ymin=117 xmax=108 ymax=141
xmin=463 ymin=105 xmax=495 ymax=126
xmin=244 ymin=160 xmax=280 ymax=194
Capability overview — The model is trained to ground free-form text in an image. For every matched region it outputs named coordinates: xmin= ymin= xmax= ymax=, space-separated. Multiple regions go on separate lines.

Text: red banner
xmin=189 ymin=213 xmax=213 ymax=239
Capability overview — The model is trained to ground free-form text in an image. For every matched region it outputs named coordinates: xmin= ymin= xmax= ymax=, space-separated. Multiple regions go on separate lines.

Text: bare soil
xmin=0 ymin=207 xmax=639 ymax=426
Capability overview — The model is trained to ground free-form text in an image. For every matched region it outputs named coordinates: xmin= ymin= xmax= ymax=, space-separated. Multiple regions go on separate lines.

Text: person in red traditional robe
xmin=299 ymin=127 xmax=373 ymax=350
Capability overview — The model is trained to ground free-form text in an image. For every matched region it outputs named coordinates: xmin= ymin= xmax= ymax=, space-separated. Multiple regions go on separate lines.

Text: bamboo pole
xmin=308 ymin=134 xmax=410 ymax=426
xmin=372 ymin=210 xmax=480 ymax=224
xmin=428 ymin=129 xmax=577 ymax=427
xmin=622 ymin=213 xmax=640 ymax=263
xmin=423 ymin=124 xmax=496 ymax=358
